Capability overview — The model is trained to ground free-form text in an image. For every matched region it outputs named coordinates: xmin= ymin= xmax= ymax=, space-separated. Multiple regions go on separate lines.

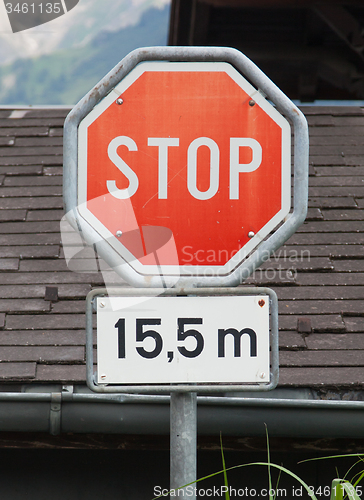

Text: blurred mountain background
xmin=0 ymin=0 xmax=171 ymax=105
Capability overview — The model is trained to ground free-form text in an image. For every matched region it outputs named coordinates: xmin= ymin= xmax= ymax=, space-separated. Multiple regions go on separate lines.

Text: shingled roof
xmin=0 ymin=105 xmax=363 ymax=390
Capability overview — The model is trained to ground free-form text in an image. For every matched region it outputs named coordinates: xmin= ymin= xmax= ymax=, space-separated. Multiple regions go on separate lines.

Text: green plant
xmin=153 ymin=431 xmax=364 ymax=500
xmin=300 ymin=453 xmax=364 ymax=500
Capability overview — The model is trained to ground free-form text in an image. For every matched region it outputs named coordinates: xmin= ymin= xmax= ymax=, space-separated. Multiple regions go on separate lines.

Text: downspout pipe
xmin=0 ymin=389 xmax=364 ymax=438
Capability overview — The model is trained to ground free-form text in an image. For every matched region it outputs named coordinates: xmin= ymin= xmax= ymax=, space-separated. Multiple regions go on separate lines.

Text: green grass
xmin=153 ymin=428 xmax=364 ymax=500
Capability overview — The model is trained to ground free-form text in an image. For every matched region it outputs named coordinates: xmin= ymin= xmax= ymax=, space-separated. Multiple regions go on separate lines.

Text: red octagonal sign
xmin=78 ymin=62 xmax=291 ymax=278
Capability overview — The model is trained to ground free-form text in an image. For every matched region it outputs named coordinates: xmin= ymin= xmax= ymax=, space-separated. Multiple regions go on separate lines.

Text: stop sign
xmin=77 ymin=60 xmax=290 ymax=280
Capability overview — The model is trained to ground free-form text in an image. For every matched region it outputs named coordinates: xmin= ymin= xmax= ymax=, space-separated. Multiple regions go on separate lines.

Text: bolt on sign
xmin=64 ymin=47 xmax=308 ymax=287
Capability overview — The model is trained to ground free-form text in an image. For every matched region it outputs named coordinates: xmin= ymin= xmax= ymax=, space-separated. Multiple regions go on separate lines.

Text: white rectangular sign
xmin=96 ymin=295 xmax=270 ymax=385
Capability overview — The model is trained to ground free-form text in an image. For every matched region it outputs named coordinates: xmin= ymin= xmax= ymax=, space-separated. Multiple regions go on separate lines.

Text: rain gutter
xmin=0 ymin=387 xmax=363 ymax=438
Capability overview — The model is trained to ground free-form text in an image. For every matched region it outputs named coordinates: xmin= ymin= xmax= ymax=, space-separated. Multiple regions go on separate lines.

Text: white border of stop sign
xmin=77 ymin=61 xmax=291 ymax=279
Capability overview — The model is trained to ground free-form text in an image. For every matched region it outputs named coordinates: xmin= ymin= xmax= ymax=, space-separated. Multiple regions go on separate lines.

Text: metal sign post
xmin=170 ymin=392 xmax=197 ymax=497
xmin=64 ymin=46 xmax=308 ymax=498
xmin=86 ymin=287 xmax=279 ymax=498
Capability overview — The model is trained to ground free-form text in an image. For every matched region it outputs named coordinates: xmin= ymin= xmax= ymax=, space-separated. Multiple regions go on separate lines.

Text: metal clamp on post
xmin=49 ymin=392 xmax=62 ymax=436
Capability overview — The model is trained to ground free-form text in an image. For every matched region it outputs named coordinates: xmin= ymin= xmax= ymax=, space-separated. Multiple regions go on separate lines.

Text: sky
xmin=0 ymin=0 xmax=170 ymax=64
